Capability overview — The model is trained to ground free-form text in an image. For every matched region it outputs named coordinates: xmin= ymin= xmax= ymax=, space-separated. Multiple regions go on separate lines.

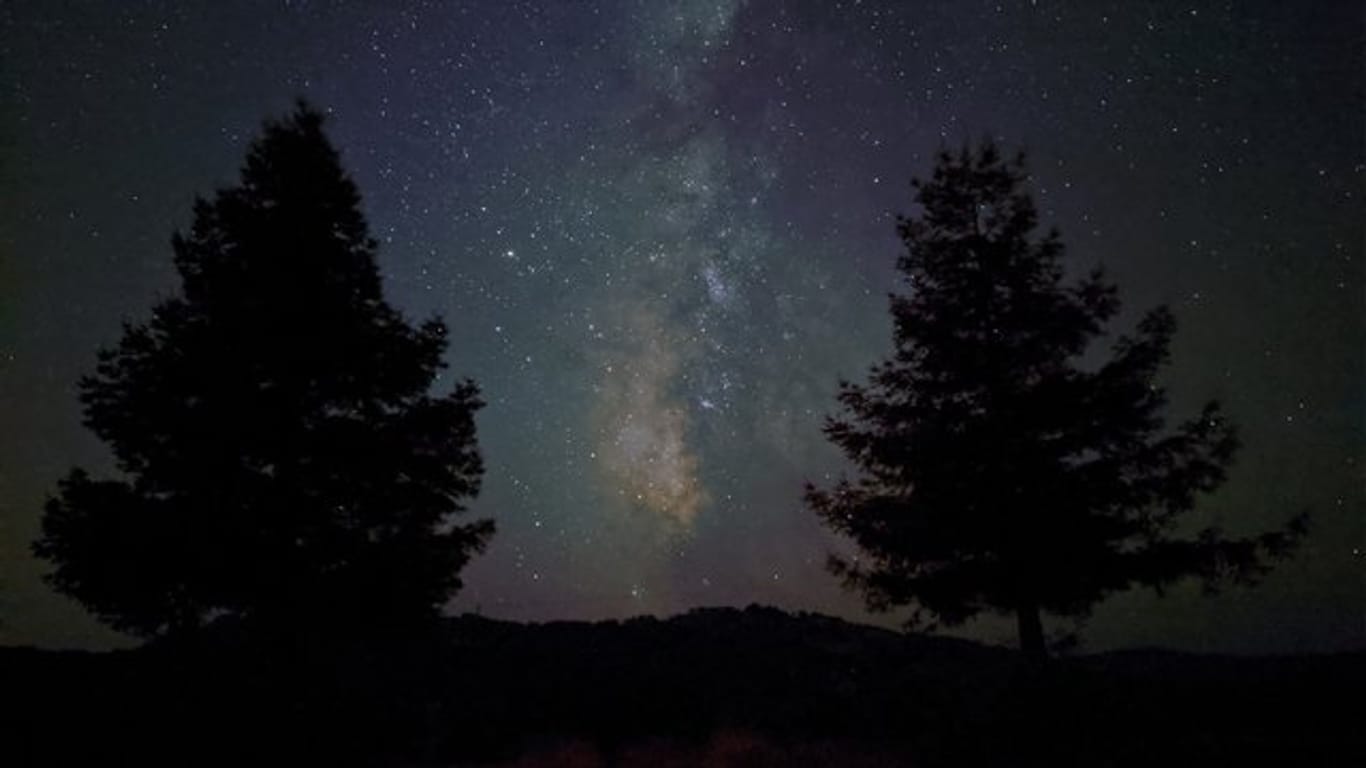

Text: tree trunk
xmin=1016 ymin=602 xmax=1046 ymax=662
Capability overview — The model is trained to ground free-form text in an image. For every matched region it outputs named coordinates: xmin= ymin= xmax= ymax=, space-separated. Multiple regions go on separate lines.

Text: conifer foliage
xmin=806 ymin=143 xmax=1302 ymax=658
xmin=34 ymin=104 xmax=492 ymax=640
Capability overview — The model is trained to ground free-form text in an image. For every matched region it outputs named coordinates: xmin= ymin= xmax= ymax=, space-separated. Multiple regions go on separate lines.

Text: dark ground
xmin=2 ymin=606 xmax=1361 ymax=766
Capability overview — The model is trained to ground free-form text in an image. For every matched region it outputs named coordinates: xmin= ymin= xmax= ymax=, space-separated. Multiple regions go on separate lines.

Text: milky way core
xmin=594 ymin=303 xmax=705 ymax=528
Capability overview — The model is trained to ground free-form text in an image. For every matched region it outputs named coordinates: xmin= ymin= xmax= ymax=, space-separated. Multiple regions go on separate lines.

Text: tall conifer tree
xmin=806 ymin=143 xmax=1302 ymax=658
xmin=35 ymin=104 xmax=492 ymax=641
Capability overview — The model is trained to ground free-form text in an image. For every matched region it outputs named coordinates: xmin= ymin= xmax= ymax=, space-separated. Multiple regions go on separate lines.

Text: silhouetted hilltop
xmin=3 ymin=606 xmax=1361 ymax=766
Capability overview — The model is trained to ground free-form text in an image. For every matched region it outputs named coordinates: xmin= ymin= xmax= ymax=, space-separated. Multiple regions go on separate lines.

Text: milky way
xmin=1 ymin=0 xmax=1361 ymax=653
xmin=593 ymin=301 xmax=706 ymax=528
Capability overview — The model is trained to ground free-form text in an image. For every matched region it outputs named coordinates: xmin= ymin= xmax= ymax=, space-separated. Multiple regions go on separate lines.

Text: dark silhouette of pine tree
xmin=33 ymin=103 xmax=492 ymax=644
xmin=805 ymin=142 xmax=1304 ymax=660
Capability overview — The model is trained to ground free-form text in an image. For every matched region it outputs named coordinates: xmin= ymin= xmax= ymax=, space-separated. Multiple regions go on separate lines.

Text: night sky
xmin=2 ymin=1 xmax=1361 ymax=654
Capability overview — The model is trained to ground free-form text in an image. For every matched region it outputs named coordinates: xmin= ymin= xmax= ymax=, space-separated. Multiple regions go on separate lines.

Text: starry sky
xmin=1 ymin=1 xmax=1362 ymax=654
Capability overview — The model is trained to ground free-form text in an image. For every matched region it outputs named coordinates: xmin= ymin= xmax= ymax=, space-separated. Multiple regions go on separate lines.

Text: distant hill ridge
xmin=2 ymin=604 xmax=1362 ymax=766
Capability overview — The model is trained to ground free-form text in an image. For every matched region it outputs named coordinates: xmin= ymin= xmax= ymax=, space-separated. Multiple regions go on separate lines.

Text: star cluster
xmin=1 ymin=1 xmax=1361 ymax=653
